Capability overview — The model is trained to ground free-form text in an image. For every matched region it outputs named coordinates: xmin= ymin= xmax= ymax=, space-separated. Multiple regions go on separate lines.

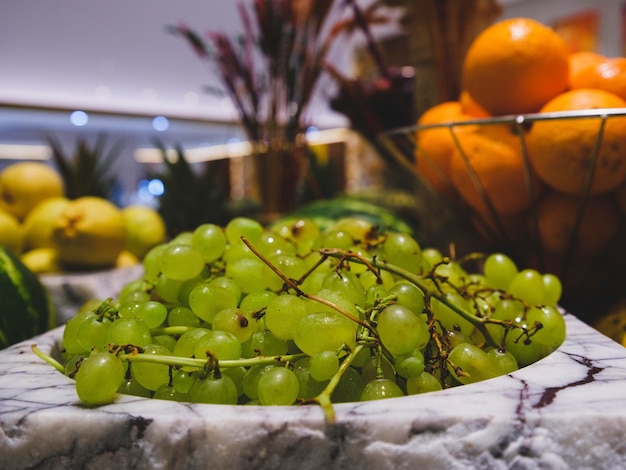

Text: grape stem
xmin=31 ymin=344 xmax=64 ymax=373
xmin=117 ymin=351 xmax=307 ymax=370
xmin=319 ymin=248 xmax=499 ymax=348
xmin=241 ymin=236 xmax=380 ymax=339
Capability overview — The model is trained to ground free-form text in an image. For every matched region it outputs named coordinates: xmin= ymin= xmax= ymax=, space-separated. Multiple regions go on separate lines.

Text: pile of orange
xmin=413 ymin=16 xmax=626 ymax=267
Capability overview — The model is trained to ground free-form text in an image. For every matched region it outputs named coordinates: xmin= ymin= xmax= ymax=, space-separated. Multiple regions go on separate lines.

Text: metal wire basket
xmin=377 ymin=108 xmax=626 ymax=321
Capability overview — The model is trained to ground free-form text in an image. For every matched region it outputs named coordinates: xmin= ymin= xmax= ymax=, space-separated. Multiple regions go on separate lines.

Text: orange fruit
xmin=462 ymin=17 xmax=570 ymax=116
xmin=567 ymin=51 xmax=605 ymax=88
xmin=459 ymin=90 xmax=490 ymax=118
xmin=449 ymin=124 xmax=542 ymax=216
xmin=414 ymin=101 xmax=476 ymax=193
xmin=570 ymin=56 xmax=626 ymax=100
xmin=527 ymin=88 xmax=626 ymax=195
xmin=536 ymin=191 xmax=621 ymax=257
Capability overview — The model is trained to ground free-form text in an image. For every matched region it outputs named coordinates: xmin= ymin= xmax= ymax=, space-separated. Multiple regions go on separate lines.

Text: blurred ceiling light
xmin=0 ymin=144 xmax=50 ymax=160
xmin=70 ymin=110 xmax=89 ymax=126
xmin=152 ymin=115 xmax=170 ymax=132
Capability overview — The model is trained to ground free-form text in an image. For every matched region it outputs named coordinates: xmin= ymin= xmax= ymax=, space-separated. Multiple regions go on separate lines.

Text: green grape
xmin=132 ymin=344 xmax=172 ymax=391
xmin=542 ymin=273 xmax=562 ymax=306
xmin=376 ymin=304 xmax=429 ymax=355
xmin=75 ymin=352 xmax=125 ymax=405
xmin=173 ymin=328 xmax=211 ymax=359
xmin=358 ymin=269 xmax=395 ymax=291
xmin=394 ymin=349 xmax=425 ymax=379
xmin=309 ymin=350 xmax=339 ymax=382
xmin=326 ymin=217 xmax=376 ymax=243
xmin=255 ymin=230 xmax=295 ymax=257
xmin=176 ymin=275 xmax=206 ymax=307
xmin=168 ymin=306 xmax=201 ymax=328
xmin=117 ymin=375 xmax=152 ymax=398
xmin=208 ymin=276 xmax=242 ymax=304
xmin=299 ymin=271 xmax=326 ymax=294
xmin=194 ymin=330 xmax=241 ymax=360
xmin=271 ymin=218 xmax=320 ymax=256
xmin=257 ymin=366 xmax=300 ymax=406
xmin=320 ymin=229 xmax=353 ymax=250
xmin=445 ymin=329 xmax=471 ymax=349
xmin=63 ymin=310 xmax=96 ymax=355
xmin=143 ymin=244 xmax=167 ymax=281
xmin=188 ymin=374 xmax=238 ymax=405
xmin=118 ymin=279 xmax=150 ymax=304
xmin=77 ymin=316 xmax=111 ymax=352
xmin=432 ymin=260 xmax=467 ymax=286
xmin=264 ymin=294 xmax=309 ymax=341
xmin=483 ymin=253 xmax=518 ymax=290
xmin=307 ymin=288 xmax=359 ymax=322
xmin=360 ymin=378 xmax=404 ymax=401
xmin=188 ymin=283 xmax=238 ymax=323
xmin=389 ymin=281 xmax=425 ymax=315
xmin=153 ymin=384 xmax=187 ymax=402
xmin=222 ymin=365 xmax=247 ymax=397
xmin=294 ymin=312 xmax=356 ymax=356
xmin=447 ymin=343 xmax=500 ymax=385
xmin=263 ymin=254 xmax=308 ymax=291
xmin=225 ymin=257 xmax=268 ymax=294
xmin=365 ymin=284 xmax=389 ymax=308
xmin=160 ymin=244 xmax=205 ymax=281
xmin=225 ymin=217 xmax=264 ymax=245
xmin=406 ymin=371 xmax=443 ymax=395
xmin=331 ymin=366 xmax=365 ymax=403
xmin=155 ymin=274 xmax=184 ymax=304
xmin=421 ymin=247 xmax=443 ymax=272
xmin=487 ymin=348 xmax=518 ymax=375
xmin=152 ymin=334 xmax=177 ymax=352
xmin=293 ymin=358 xmax=327 ymax=400
xmin=106 ymin=318 xmax=152 ymax=348
xmin=382 ymin=231 xmax=422 ymax=274
xmin=135 ymin=301 xmax=168 ymax=329
xmin=192 ymin=223 xmax=227 ymax=263
xmin=212 ymin=308 xmax=255 ymax=343
xmin=239 ymin=290 xmax=278 ymax=315
xmin=171 ymin=231 xmax=193 ymax=245
xmin=241 ymin=330 xmax=288 ymax=358
xmin=505 ymin=305 xmax=566 ymax=366
xmin=361 ymin=355 xmax=395 ymax=383
xmin=222 ymin=241 xmax=254 ymax=263
xmin=172 ymin=369 xmax=195 ymax=394
xmin=431 ymin=290 xmax=476 ymax=336
xmin=508 ymin=269 xmax=546 ymax=306
xmin=242 ymin=364 xmax=274 ymax=400
xmin=344 ymin=245 xmax=370 ymax=274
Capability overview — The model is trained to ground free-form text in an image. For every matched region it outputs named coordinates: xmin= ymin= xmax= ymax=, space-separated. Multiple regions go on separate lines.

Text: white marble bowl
xmin=2 ymin=312 xmax=626 ymax=469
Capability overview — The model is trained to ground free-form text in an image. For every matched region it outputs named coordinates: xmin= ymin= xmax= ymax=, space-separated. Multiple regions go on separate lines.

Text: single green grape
xmin=241 ymin=330 xmax=288 ymax=358
xmin=242 ymin=364 xmax=274 ymax=400
xmin=294 ymin=311 xmax=356 ymax=356
xmin=188 ymin=283 xmax=238 ymax=324
xmin=293 ymin=358 xmax=328 ymax=400
xmin=75 ymin=352 xmax=125 ymax=405
xmin=483 ymin=253 xmax=518 ymax=290
xmin=542 ymin=273 xmax=562 ymax=306
xmin=394 ymin=348 xmax=425 ymax=379
xmin=406 ymin=371 xmax=443 ymax=395
xmin=63 ymin=310 xmax=96 ymax=355
xmin=309 ymin=350 xmax=339 ymax=382
xmin=360 ymin=378 xmax=404 ymax=401
xmin=447 ymin=343 xmax=500 ymax=385
xmin=76 ymin=315 xmax=111 ymax=352
xmin=188 ymin=374 xmax=238 ymax=405
xmin=155 ymin=274 xmax=184 ymax=304
xmin=160 ymin=244 xmax=205 ymax=281
xmin=225 ymin=217 xmax=264 ymax=245
xmin=211 ymin=308 xmax=255 ymax=343
xmin=376 ymin=304 xmax=429 ymax=355
xmin=194 ymin=330 xmax=242 ymax=361
xmin=264 ymin=294 xmax=310 ymax=341
xmin=191 ymin=223 xmax=227 ymax=263
xmin=106 ymin=317 xmax=152 ymax=348
xmin=257 ymin=366 xmax=300 ymax=406
xmin=382 ymin=231 xmax=422 ymax=274
xmin=331 ymin=366 xmax=365 ymax=403
xmin=168 ymin=306 xmax=201 ymax=328
xmin=172 ymin=369 xmax=195 ymax=394
xmin=117 ymin=374 xmax=152 ymax=398
xmin=263 ymin=254 xmax=308 ymax=291
xmin=508 ymin=269 xmax=545 ymax=306
xmin=132 ymin=343 xmax=172 ymax=392
xmin=431 ymin=290 xmax=476 ymax=336
xmin=388 ymin=280 xmax=425 ymax=313
xmin=153 ymin=383 xmax=188 ymax=402
xmin=225 ymin=257 xmax=268 ymax=294
xmin=361 ymin=355 xmax=395 ymax=383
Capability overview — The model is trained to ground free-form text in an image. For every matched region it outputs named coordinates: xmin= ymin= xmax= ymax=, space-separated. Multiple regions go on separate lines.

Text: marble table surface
xmin=1 ymin=311 xmax=625 ymax=470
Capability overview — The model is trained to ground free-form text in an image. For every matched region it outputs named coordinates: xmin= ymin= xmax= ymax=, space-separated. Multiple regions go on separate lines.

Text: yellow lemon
xmin=0 ymin=209 xmax=23 ymax=254
xmin=52 ymin=197 xmax=126 ymax=269
xmin=22 ymin=196 xmax=71 ymax=251
xmin=121 ymin=205 xmax=167 ymax=259
xmin=0 ymin=162 xmax=65 ymax=220
xmin=20 ymin=247 xmax=61 ymax=274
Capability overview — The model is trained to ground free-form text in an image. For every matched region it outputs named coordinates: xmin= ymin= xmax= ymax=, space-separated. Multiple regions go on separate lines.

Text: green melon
xmin=0 ymin=244 xmax=56 ymax=349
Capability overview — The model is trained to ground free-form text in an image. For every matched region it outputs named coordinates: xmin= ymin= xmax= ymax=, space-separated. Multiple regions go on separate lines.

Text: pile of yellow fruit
xmin=0 ymin=161 xmax=167 ymax=274
xmin=414 ymin=17 xmax=626 ymax=269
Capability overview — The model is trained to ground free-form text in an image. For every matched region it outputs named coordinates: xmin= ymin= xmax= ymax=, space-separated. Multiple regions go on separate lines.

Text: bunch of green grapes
xmin=39 ymin=216 xmax=566 ymax=421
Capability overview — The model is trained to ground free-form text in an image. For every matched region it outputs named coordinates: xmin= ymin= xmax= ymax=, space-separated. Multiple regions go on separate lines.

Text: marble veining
xmin=1 ymin=312 xmax=626 ymax=469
